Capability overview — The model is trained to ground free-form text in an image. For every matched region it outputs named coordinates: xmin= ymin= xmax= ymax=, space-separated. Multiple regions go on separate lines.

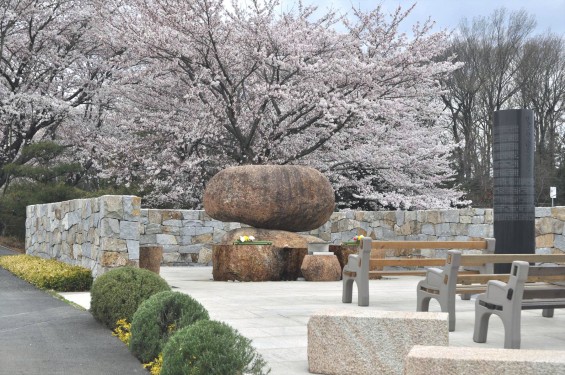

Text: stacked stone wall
xmin=26 ymin=195 xmax=141 ymax=277
xmin=139 ymin=209 xmax=245 ymax=266
xmin=141 ymin=207 xmax=565 ymax=266
xmin=26 ymin=196 xmax=565 ymax=270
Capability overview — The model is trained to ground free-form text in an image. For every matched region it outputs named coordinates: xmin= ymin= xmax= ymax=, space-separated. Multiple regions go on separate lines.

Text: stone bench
xmin=405 ymin=345 xmax=565 ymax=374
xmin=308 ymin=309 xmax=448 ymax=375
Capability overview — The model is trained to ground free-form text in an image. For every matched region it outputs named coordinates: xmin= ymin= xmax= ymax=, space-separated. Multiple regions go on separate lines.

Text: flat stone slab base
xmin=308 ymin=309 xmax=448 ymax=375
xmin=405 ymin=346 xmax=565 ymax=375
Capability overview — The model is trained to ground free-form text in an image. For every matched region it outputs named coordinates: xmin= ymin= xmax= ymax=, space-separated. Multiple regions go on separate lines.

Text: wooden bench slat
xmin=529 ymin=266 xmax=565 ymax=276
xmin=370 ymin=241 xmax=488 ymax=250
xmin=457 ymin=273 xmax=565 ymax=284
xmin=371 ymin=256 xmax=565 ymax=269
xmin=523 ymin=287 xmax=565 ymax=299
xmin=455 ymin=286 xmax=487 ymax=295
xmin=521 ymin=299 xmax=565 ymax=309
xmin=370 ymin=258 xmax=446 ymax=268
xmin=370 ymin=270 xmax=480 ymax=277
xmin=369 ymin=270 xmax=428 ymax=276
xmin=454 ymin=283 xmax=565 ymax=297
xmin=459 ymin=254 xmax=565 ymax=266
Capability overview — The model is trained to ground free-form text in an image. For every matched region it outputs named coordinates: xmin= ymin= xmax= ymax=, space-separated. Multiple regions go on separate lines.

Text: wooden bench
xmin=368 ymin=238 xmax=496 ymax=277
xmin=342 ymin=237 xmax=495 ymax=306
xmin=417 ymin=251 xmax=565 ymax=331
xmin=473 ymin=261 xmax=565 ymax=349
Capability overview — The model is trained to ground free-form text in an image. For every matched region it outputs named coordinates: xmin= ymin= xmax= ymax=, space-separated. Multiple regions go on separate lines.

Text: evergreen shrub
xmin=130 ymin=291 xmax=210 ymax=363
xmin=160 ymin=320 xmax=270 ymax=375
xmin=90 ymin=266 xmax=170 ymax=329
xmin=0 ymin=255 xmax=92 ymax=291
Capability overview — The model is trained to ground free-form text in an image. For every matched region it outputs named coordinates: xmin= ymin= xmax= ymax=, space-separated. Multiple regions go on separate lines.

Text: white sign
xmin=550 ymin=186 xmax=557 ymax=199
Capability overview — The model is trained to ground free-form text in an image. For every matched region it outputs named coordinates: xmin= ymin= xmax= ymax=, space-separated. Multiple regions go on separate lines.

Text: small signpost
xmin=550 ymin=186 xmax=556 ymax=207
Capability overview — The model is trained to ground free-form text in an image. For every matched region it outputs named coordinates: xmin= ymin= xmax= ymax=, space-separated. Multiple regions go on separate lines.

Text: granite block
xmin=308 ymin=310 xmax=448 ymax=375
xmin=120 ymin=221 xmax=140 ymax=240
xmin=123 ymin=195 xmax=141 ymax=220
xmin=100 ymin=195 xmax=124 ymax=219
xmin=156 ymin=234 xmax=177 ymax=245
xmin=405 ymin=346 xmax=565 ymax=375
xmin=127 ymin=240 xmax=139 ymax=260
xmin=100 ymin=218 xmax=120 ymax=237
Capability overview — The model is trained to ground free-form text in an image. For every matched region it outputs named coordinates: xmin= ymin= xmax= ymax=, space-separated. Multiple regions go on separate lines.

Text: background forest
xmin=0 ymin=0 xmax=563 ymax=240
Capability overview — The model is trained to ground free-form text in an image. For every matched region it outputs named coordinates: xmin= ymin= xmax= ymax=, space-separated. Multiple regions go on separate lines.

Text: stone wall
xmin=139 ymin=209 xmax=243 ymax=266
xmin=26 ymin=196 xmax=565 ymax=271
xmin=26 ymin=195 xmax=141 ymax=277
xmin=141 ymin=207 xmax=565 ymax=266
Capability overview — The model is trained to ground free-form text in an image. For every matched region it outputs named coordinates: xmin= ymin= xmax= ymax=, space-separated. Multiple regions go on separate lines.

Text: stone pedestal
xmin=300 ymin=254 xmax=341 ymax=281
xmin=139 ymin=245 xmax=163 ymax=274
xmin=212 ymin=245 xmax=307 ymax=281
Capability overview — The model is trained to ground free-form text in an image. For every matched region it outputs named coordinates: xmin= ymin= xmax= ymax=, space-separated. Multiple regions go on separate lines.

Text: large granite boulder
xmin=221 ymin=228 xmax=322 ymax=248
xmin=203 ymin=165 xmax=335 ymax=232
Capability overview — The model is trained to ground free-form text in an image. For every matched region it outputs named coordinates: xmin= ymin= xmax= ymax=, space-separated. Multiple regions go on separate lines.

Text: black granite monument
xmin=493 ymin=109 xmax=535 ymax=273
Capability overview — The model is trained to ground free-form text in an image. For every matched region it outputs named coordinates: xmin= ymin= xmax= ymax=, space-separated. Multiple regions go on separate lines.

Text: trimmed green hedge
xmin=90 ymin=267 xmax=170 ymax=329
xmin=161 ymin=320 xmax=270 ymax=375
xmin=130 ymin=291 xmax=210 ymax=363
xmin=0 ymin=254 xmax=92 ymax=291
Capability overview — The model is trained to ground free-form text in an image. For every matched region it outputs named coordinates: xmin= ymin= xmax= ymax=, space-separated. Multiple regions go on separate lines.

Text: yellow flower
xmin=143 ymin=353 xmax=163 ymax=375
xmin=112 ymin=319 xmax=132 ymax=345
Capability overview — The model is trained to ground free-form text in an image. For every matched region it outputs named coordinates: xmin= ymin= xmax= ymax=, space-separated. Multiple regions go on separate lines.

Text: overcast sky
xmin=274 ymin=0 xmax=565 ymax=36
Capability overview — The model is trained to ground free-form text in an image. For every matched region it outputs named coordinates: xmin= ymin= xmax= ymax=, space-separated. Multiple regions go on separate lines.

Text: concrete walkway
xmin=0 ymin=247 xmax=145 ymax=375
xmin=60 ymin=266 xmax=565 ymax=375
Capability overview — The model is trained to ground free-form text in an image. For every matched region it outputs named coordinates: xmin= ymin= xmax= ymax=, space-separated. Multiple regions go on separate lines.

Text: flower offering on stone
xmin=237 ymin=235 xmax=256 ymax=243
xmin=352 ymin=235 xmax=365 ymax=243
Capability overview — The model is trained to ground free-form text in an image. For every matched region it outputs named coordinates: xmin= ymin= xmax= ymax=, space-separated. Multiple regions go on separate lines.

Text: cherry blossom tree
xmin=92 ymin=0 xmax=465 ymax=209
xmin=0 ymin=0 xmax=125 ymax=190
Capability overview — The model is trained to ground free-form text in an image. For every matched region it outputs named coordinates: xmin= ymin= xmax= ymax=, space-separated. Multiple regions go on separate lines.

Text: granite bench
xmin=308 ymin=309 xmax=448 ymax=375
xmin=405 ymin=345 xmax=565 ymax=374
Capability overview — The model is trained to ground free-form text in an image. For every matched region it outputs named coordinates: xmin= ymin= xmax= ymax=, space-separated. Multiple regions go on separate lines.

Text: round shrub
xmin=90 ymin=267 xmax=170 ymax=329
xmin=160 ymin=320 xmax=270 ymax=375
xmin=130 ymin=291 xmax=210 ymax=363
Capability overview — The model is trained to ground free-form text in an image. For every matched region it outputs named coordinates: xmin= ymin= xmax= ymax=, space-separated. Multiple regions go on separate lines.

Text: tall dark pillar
xmin=493 ymin=109 xmax=535 ymax=273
